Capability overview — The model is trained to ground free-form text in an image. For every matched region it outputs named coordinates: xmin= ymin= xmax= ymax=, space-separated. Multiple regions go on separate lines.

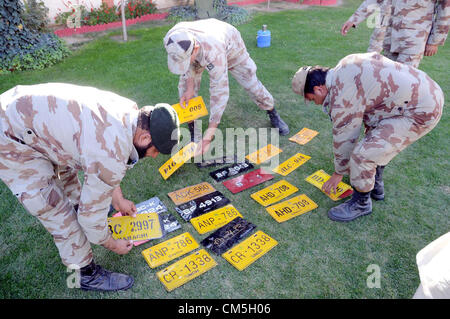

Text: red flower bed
xmin=54 ymin=12 xmax=168 ymax=37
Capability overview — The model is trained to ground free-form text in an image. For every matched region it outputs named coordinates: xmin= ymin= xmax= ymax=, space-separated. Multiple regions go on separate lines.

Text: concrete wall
xmin=40 ymin=0 xmax=194 ymax=23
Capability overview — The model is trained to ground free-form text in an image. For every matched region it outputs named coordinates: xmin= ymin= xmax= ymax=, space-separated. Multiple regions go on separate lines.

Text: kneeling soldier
xmin=0 ymin=83 xmax=180 ymax=290
xmin=292 ymin=53 xmax=443 ymax=222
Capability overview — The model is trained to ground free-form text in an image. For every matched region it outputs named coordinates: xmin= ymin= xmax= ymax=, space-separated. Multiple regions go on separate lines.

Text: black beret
xmin=149 ymin=103 xmax=180 ymax=154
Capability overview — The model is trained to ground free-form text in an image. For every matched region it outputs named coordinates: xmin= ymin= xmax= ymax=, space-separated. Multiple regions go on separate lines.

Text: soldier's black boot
xmin=267 ymin=108 xmax=289 ymax=136
xmin=371 ymin=165 xmax=385 ymax=201
xmin=328 ymin=189 xmax=372 ymax=222
xmin=80 ymin=261 xmax=134 ymax=291
xmin=188 ymin=122 xmax=195 ymax=142
xmin=188 ymin=121 xmax=201 ymax=142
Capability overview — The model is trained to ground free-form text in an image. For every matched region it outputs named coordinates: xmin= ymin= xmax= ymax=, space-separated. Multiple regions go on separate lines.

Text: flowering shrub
xmin=124 ymin=0 xmax=157 ymax=19
xmin=55 ymin=0 xmax=156 ymax=27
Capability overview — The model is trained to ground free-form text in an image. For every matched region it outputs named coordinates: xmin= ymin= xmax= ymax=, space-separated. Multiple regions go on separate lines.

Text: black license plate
xmin=209 ymin=161 xmax=254 ymax=182
xmin=175 ymin=191 xmax=231 ymax=221
xmin=200 ymin=217 xmax=256 ymax=255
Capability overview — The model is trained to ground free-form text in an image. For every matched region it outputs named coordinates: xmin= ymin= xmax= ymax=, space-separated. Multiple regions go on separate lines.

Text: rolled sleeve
xmin=427 ymin=1 xmax=450 ymax=46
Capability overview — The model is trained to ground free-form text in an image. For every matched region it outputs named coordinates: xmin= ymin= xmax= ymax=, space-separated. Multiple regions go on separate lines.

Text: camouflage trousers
xmin=178 ymin=56 xmax=274 ymax=121
xmin=367 ymin=27 xmax=387 ymax=53
xmin=349 ymin=94 xmax=444 ymax=192
xmin=0 ymin=134 xmax=92 ymax=267
xmin=384 ymin=51 xmax=423 ymax=69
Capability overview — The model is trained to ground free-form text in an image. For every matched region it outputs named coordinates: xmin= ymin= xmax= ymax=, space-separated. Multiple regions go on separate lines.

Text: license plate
xmin=142 ymin=232 xmax=199 ymax=269
xmin=175 ymin=191 xmax=231 ymax=221
xmin=159 ymin=142 xmax=197 ymax=180
xmin=223 ymin=168 xmax=274 ymax=194
xmin=222 ymin=231 xmax=278 ymax=271
xmin=112 ymin=197 xmax=169 ymax=246
xmin=272 ymin=153 xmax=311 ymax=176
xmin=196 ymin=155 xmax=238 ymax=168
xmin=245 ymin=144 xmax=282 ymax=165
xmin=190 ymin=204 xmax=243 ymax=235
xmin=305 ymin=169 xmax=353 ymax=201
xmin=200 ymin=217 xmax=256 ymax=255
xmin=172 ymin=96 xmax=208 ymax=124
xmin=250 ymin=180 xmax=299 ymax=207
xmin=160 ymin=213 xmax=181 ymax=234
xmin=289 ymin=128 xmax=319 ymax=145
xmin=209 ymin=161 xmax=254 ymax=182
xmin=136 ymin=197 xmax=167 ymax=214
xmin=167 ymin=182 xmax=216 ymax=206
xmin=265 ymin=194 xmax=318 ymax=223
xmin=107 ymin=213 xmax=163 ymax=241
xmin=156 ymin=249 xmax=217 ymax=292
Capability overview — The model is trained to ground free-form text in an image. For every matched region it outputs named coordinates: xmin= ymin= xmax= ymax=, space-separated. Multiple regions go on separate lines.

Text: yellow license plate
xmin=272 ymin=153 xmax=311 ymax=176
xmin=167 ymin=182 xmax=216 ymax=206
xmin=289 ymin=128 xmax=319 ymax=145
xmin=305 ymin=169 xmax=353 ymax=201
xmin=245 ymin=144 xmax=282 ymax=165
xmin=190 ymin=204 xmax=243 ymax=235
xmin=222 ymin=231 xmax=278 ymax=271
xmin=142 ymin=232 xmax=199 ymax=269
xmin=250 ymin=180 xmax=299 ymax=207
xmin=265 ymin=194 xmax=318 ymax=223
xmin=156 ymin=249 xmax=217 ymax=292
xmin=159 ymin=142 xmax=197 ymax=180
xmin=107 ymin=213 xmax=163 ymax=241
xmin=172 ymin=96 xmax=208 ymax=124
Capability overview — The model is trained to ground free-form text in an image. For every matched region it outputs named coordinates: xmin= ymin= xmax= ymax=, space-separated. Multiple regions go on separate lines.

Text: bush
xmin=0 ymin=1 xmax=70 ymax=74
xmin=167 ymin=0 xmax=251 ymax=26
xmin=167 ymin=6 xmax=197 ymax=23
xmin=21 ymin=0 xmax=50 ymax=33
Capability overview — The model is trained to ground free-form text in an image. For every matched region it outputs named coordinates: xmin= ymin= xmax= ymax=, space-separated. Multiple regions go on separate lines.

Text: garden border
xmin=54 ymin=0 xmax=337 ymax=37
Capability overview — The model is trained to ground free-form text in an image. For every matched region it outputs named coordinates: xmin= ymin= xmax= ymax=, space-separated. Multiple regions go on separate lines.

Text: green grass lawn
xmin=0 ymin=0 xmax=449 ymax=299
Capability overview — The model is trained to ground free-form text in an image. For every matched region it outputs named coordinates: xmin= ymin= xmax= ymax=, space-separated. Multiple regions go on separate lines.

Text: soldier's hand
xmin=424 ymin=44 xmax=438 ymax=57
xmin=102 ymin=237 xmax=133 ymax=255
xmin=180 ymin=91 xmax=195 ymax=108
xmin=341 ymin=21 xmax=355 ymax=36
xmin=116 ymin=198 xmax=137 ymax=217
xmin=322 ymin=172 xmax=343 ymax=195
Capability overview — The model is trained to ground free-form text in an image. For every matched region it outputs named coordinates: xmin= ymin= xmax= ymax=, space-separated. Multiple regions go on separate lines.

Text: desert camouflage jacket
xmin=322 ymin=53 xmax=443 ymax=175
xmin=170 ymin=18 xmax=250 ymax=124
xmin=390 ymin=0 xmax=450 ymax=54
xmin=348 ymin=0 xmax=393 ymax=28
xmin=0 ymin=83 xmax=140 ymax=244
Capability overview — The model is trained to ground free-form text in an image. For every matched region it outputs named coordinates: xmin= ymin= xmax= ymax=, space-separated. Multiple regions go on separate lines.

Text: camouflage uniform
xmin=166 ymin=18 xmax=274 ymax=124
xmin=385 ymin=0 xmax=450 ymax=68
xmin=323 ymin=52 xmax=443 ymax=192
xmin=0 ymin=83 xmax=140 ymax=267
xmin=347 ymin=0 xmax=394 ymax=53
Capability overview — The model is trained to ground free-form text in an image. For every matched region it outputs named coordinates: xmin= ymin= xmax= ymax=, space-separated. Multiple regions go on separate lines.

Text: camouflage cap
xmin=292 ymin=66 xmax=312 ymax=97
xmin=149 ymin=103 xmax=180 ymax=155
xmin=164 ymin=29 xmax=195 ymax=75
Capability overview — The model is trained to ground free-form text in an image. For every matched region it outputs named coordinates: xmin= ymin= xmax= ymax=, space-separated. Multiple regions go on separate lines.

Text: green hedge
xmin=0 ymin=0 xmax=70 ymax=74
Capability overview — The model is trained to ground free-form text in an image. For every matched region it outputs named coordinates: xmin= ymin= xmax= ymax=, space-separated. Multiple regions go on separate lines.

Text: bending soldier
xmin=163 ymin=18 xmax=289 ymax=155
xmin=292 ymin=53 xmax=443 ymax=222
xmin=0 ymin=83 xmax=180 ymax=291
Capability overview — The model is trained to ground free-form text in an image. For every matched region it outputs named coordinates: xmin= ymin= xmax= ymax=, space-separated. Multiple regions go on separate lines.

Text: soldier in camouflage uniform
xmin=292 ymin=52 xmax=443 ymax=222
xmin=163 ymin=18 xmax=289 ymax=155
xmin=0 ymin=83 xmax=179 ymax=290
xmin=341 ymin=0 xmax=394 ymax=53
xmin=385 ymin=0 xmax=450 ymax=68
